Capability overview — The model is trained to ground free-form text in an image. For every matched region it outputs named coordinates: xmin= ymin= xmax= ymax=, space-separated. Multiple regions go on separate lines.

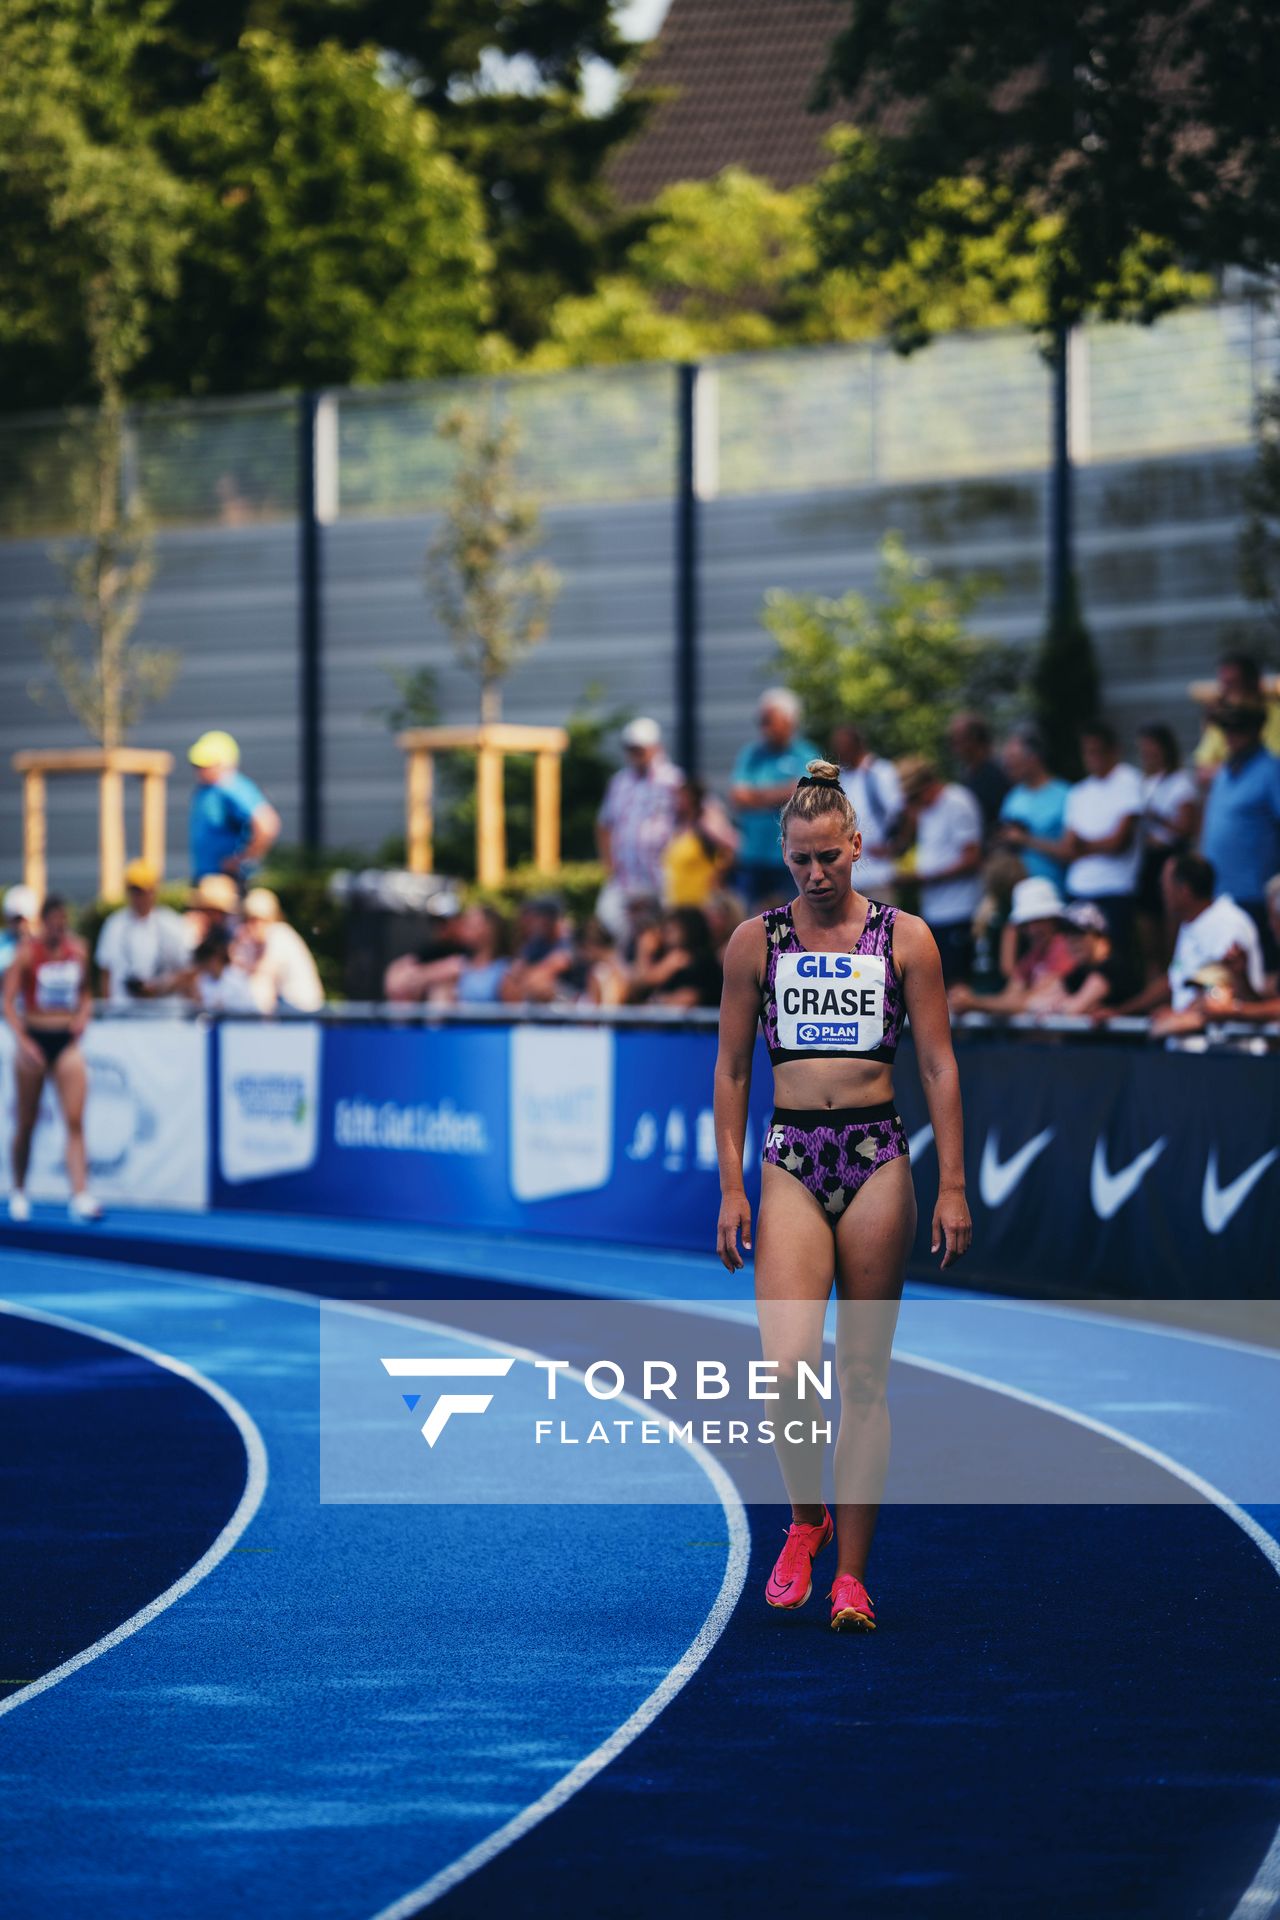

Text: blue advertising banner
xmin=211 ymin=1019 xmax=774 ymax=1249
xmin=211 ymin=1019 xmax=1280 ymax=1292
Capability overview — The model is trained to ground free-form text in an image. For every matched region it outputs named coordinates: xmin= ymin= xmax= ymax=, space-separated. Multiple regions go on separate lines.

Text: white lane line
xmin=890 ymin=1346 xmax=1280 ymax=1920
xmin=0 ymin=1296 xmax=268 ymax=1721
xmin=0 ymin=1258 xmax=750 ymax=1916
xmin=16 ymin=1253 xmax=1278 ymax=1915
xmin=906 ymin=1284 xmax=1280 ymax=1366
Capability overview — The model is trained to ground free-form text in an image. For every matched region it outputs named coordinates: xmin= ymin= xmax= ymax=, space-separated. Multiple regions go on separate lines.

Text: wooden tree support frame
xmin=395 ymin=725 xmax=569 ymax=887
xmin=12 ymin=747 xmax=174 ymax=904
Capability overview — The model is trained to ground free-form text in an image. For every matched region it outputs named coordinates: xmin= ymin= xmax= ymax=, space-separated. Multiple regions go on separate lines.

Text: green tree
xmin=0 ymin=0 xmax=188 ymax=407
xmin=1 ymin=0 xmax=183 ymax=737
xmin=530 ymin=163 xmax=1065 ymax=369
xmin=427 ymin=405 xmax=561 ymax=725
xmin=813 ymin=3 xmax=1246 ymax=752
xmin=762 ymin=534 xmax=1013 ymax=761
xmin=141 ymin=0 xmax=650 ymax=360
xmin=143 ymin=35 xmax=492 ymax=395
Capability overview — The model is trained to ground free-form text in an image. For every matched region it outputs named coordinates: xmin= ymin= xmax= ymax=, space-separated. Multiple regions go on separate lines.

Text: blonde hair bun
xmin=804 ymin=759 xmax=841 ymax=781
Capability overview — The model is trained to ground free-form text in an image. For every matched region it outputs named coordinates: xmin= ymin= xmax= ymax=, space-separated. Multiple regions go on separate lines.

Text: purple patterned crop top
xmin=760 ymin=899 xmax=906 ymax=1066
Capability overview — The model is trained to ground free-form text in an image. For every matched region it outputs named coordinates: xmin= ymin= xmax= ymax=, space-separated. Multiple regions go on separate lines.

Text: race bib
xmin=34 ymin=958 xmax=81 ymax=1013
xmin=774 ymin=951 xmax=886 ymax=1053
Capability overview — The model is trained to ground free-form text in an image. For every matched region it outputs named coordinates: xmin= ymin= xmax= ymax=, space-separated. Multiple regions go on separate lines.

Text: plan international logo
xmin=380 ymin=1354 xmax=834 ymax=1449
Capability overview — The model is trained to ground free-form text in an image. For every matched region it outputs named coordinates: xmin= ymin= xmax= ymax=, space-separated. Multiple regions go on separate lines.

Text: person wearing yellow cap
xmin=188 ymin=731 xmax=280 ymax=888
xmin=95 ymin=859 xmax=190 ymax=1004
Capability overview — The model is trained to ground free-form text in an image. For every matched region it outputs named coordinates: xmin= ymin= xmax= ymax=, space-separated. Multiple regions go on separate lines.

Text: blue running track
xmin=1 ymin=1209 xmax=1278 ymax=1920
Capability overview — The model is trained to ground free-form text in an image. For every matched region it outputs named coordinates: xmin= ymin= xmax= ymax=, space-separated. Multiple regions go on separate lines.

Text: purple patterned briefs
xmin=761 ymin=1101 xmax=910 ymax=1222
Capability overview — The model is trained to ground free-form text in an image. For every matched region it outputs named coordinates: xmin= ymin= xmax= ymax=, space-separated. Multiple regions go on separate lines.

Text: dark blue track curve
xmin=424 ymin=1374 xmax=1280 ymax=1920
xmin=0 ymin=1312 xmax=248 ymax=1693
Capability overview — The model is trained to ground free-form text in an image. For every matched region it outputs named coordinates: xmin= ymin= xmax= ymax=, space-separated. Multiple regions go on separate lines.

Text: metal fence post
xmin=298 ymin=391 xmax=326 ymax=852
xmin=675 ymin=363 xmax=701 ymax=779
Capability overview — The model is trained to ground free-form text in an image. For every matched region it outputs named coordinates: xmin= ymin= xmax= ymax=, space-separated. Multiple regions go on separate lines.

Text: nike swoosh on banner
xmin=908 ymin=1124 xmax=935 ymax=1160
xmin=1089 ymin=1136 xmax=1167 ymax=1221
xmin=978 ymin=1127 xmax=1055 ymax=1210
xmin=1201 ymin=1145 xmax=1280 ymax=1236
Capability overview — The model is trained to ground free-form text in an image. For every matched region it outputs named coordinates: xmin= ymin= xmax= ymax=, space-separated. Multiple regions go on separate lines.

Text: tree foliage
xmin=763 ymin=534 xmax=1014 ymax=761
xmin=531 ymin=162 xmax=1081 ymax=368
xmin=144 ymin=36 xmax=492 ymax=395
xmin=0 ymin=0 xmax=188 ymax=406
xmin=426 ymin=406 xmax=561 ymax=724
xmin=815 ymin=2 xmax=1268 ymax=332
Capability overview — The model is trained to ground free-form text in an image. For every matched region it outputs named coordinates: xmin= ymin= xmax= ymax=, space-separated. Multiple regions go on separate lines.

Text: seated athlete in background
xmin=714 ymin=761 xmax=970 ymax=1633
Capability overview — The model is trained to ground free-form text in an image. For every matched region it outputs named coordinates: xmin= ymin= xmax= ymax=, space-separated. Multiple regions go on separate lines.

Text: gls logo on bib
xmin=775 ymin=951 xmax=885 ymax=1053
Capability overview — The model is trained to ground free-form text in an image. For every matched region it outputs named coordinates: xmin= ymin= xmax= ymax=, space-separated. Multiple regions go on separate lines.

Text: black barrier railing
xmin=85 ymin=1000 xmax=1280 ymax=1051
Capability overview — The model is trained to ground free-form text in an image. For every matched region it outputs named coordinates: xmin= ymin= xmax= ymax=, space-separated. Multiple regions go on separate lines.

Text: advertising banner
xmin=211 ymin=1021 xmax=775 ymax=1248
xmin=209 ymin=1019 xmax=1280 ymax=1293
xmin=895 ymin=1037 xmax=1280 ymax=1293
xmin=0 ymin=1019 xmax=208 ymax=1210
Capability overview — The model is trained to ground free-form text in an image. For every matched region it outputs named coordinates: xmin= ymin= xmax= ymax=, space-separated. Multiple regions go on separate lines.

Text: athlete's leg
xmin=51 ymin=1044 xmax=89 ymax=1194
xmin=11 ymin=1046 xmax=46 ymax=1190
xmin=755 ymin=1160 xmax=835 ymax=1526
xmin=831 ymin=1153 xmax=915 ymax=1580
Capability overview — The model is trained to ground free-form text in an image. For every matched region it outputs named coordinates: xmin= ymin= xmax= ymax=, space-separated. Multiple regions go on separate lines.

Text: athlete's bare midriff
xmin=768 ymin=1055 xmax=895 ymax=1110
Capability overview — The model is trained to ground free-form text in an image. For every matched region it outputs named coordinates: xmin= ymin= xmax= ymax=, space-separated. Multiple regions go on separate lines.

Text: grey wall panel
xmin=0 ymin=446 xmax=1267 ymax=904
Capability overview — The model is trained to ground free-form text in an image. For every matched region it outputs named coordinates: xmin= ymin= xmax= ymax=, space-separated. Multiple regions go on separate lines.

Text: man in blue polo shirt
xmin=729 ymin=688 xmax=820 ymax=907
xmin=1200 ymin=703 xmax=1280 ymax=966
xmin=188 ymin=731 xmax=281 ymax=886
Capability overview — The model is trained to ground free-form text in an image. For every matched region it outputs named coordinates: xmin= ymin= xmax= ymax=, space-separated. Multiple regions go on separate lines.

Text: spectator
xmin=1053 ymin=903 xmax=1138 ymax=1015
xmin=831 ymin=722 xmax=904 ymax=903
xmin=185 ymin=873 xmax=241 ymax=950
xmin=188 ymin=927 xmax=261 ymax=1012
xmin=1062 ymin=723 xmax=1143 ymax=962
xmin=629 ymin=907 xmax=722 ymax=1009
xmin=237 ymin=889 xmax=325 ymax=1013
xmin=1135 ymin=723 xmax=1200 ymax=977
xmin=578 ymin=917 xmax=630 ymax=1008
xmin=382 ymin=892 xmax=468 ymax=1001
xmin=729 ymin=689 xmax=820 ymax=908
xmin=0 ymin=885 xmax=38 ymax=976
xmin=1192 ymin=652 xmax=1280 ymax=783
xmin=95 ymin=860 xmax=189 ymax=1005
xmin=968 ymin=848 xmax=1027 ymax=997
xmin=1190 ymin=872 xmax=1280 ymax=1022
xmin=595 ymin=718 xmax=683 ymax=940
xmin=948 ymin=713 xmax=1010 ymax=833
xmin=502 ymin=895 xmax=576 ymax=1004
xmin=701 ymin=888 xmax=746 ymax=967
xmin=662 ymin=778 xmax=738 ymax=908
xmin=1199 ymin=702 xmax=1280 ymax=968
xmin=895 ymin=757 xmax=984 ymax=983
xmin=1105 ymin=852 xmax=1264 ymax=1032
xmin=996 ymin=728 xmax=1070 ymax=887
xmin=188 ymin=731 xmax=280 ymax=888
xmin=948 ymin=877 xmax=1073 ymax=1014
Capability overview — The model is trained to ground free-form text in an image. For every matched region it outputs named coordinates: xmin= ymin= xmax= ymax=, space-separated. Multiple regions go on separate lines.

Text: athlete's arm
xmin=71 ymin=939 xmax=92 ymax=1035
xmin=3 ymin=945 xmax=41 ymax=1063
xmin=713 ymin=918 xmax=764 ymax=1271
xmin=896 ymin=915 xmax=972 ymax=1269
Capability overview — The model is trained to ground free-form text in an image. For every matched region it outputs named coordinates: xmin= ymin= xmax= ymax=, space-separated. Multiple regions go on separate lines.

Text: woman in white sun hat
xmin=947 ymin=875 xmax=1075 ymax=1014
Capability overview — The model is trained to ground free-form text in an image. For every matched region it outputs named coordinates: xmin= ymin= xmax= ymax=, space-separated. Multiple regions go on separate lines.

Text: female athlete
xmin=4 ymin=894 xmax=101 ymax=1222
xmin=714 ymin=762 xmax=970 ymax=1631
